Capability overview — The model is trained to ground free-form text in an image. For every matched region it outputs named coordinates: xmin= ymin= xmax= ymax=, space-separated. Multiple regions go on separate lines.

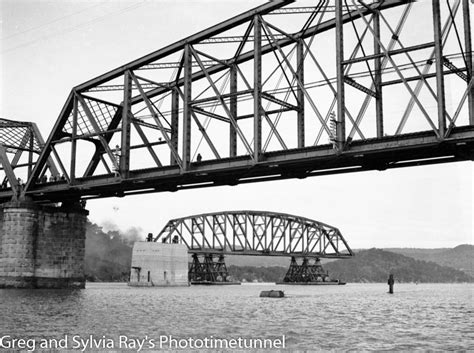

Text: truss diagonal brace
xmin=132 ymin=118 xmax=171 ymax=133
xmin=189 ymin=46 xmax=254 ymax=159
xmin=259 ymin=19 xmax=335 ymax=140
xmin=231 ymin=65 xmax=288 ymax=150
xmin=83 ymin=107 xmax=123 ymax=177
xmin=76 ymin=94 xmax=121 ymax=173
xmin=30 ymin=123 xmax=60 ymax=177
xmin=262 ymin=92 xmax=298 ymax=110
xmin=130 ymin=115 xmax=163 ymax=168
xmin=344 ymin=76 xmax=377 ymax=98
xmin=192 ymin=107 xmax=230 ymax=123
xmin=443 ymin=58 xmax=469 ymax=82
xmin=175 ymin=86 xmax=221 ymax=160
xmin=351 ymin=0 xmax=440 ymax=138
xmin=131 ymin=73 xmax=183 ymax=169
xmin=0 ymin=145 xmax=19 ymax=194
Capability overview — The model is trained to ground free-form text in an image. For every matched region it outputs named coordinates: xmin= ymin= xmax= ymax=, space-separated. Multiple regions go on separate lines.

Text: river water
xmin=0 ymin=283 xmax=472 ymax=351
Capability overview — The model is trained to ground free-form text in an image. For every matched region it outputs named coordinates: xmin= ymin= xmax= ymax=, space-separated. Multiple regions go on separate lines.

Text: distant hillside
xmin=324 ymin=248 xmax=473 ymax=283
xmin=226 ymin=255 xmax=290 ymax=267
xmin=385 ymin=245 xmax=474 ymax=277
xmin=228 ymin=265 xmax=286 ymax=283
xmin=228 ymin=249 xmax=474 ymax=283
xmin=85 ymin=222 xmax=132 ymax=282
xmin=225 ymin=255 xmax=338 ymax=267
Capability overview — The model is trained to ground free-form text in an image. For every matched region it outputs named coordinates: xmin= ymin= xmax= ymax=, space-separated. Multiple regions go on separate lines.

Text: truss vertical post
xmin=230 ymin=65 xmax=237 ymax=157
xmin=27 ymin=130 xmax=34 ymax=179
xmin=432 ymin=0 xmax=446 ymax=137
xmin=254 ymin=15 xmax=262 ymax=161
xmin=171 ymin=89 xmax=179 ymax=165
xmin=121 ymin=70 xmax=132 ymax=177
xmin=183 ymin=45 xmax=192 ymax=170
xmin=335 ymin=0 xmax=346 ymax=150
xmin=374 ymin=10 xmax=384 ymax=138
xmin=70 ymin=95 xmax=78 ymax=183
xmin=463 ymin=0 xmax=473 ymax=125
xmin=297 ymin=40 xmax=305 ymax=148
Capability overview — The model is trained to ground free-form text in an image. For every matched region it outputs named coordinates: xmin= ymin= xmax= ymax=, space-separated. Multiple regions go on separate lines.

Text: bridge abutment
xmin=0 ymin=200 xmax=88 ymax=289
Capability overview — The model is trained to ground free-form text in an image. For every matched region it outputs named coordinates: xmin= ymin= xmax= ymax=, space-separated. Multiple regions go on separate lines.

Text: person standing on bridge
xmin=113 ymin=145 xmax=121 ymax=176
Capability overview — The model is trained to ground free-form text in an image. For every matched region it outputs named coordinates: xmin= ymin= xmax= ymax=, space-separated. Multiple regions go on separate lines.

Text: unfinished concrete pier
xmin=129 ymin=242 xmax=189 ymax=287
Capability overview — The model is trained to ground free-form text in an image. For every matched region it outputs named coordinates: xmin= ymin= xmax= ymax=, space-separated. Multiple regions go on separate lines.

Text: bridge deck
xmin=2 ymin=126 xmax=472 ymax=203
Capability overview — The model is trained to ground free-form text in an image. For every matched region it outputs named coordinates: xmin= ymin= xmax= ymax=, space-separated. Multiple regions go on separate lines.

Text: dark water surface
xmin=1 ymin=283 xmax=473 ymax=351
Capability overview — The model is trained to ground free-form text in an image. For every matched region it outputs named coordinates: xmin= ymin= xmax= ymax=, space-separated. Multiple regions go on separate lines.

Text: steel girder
xmin=0 ymin=0 xmax=472 ymax=203
xmin=0 ymin=119 xmax=58 ymax=196
xmin=155 ymin=210 xmax=353 ymax=258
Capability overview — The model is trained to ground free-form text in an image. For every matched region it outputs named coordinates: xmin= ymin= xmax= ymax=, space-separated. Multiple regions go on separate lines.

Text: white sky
xmin=1 ymin=0 xmax=472 ymax=248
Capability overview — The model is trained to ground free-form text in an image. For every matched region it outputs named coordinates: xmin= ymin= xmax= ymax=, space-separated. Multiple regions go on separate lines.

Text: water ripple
xmin=0 ymin=283 xmax=473 ymax=350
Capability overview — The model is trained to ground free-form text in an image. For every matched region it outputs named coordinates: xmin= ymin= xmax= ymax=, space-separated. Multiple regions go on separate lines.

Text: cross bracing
xmin=0 ymin=0 xmax=472 ymax=203
xmin=156 ymin=210 xmax=353 ymax=258
xmin=0 ymin=119 xmax=59 ymax=196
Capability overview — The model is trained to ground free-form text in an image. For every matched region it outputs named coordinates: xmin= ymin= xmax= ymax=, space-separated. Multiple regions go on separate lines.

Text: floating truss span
xmin=155 ymin=211 xmax=353 ymax=258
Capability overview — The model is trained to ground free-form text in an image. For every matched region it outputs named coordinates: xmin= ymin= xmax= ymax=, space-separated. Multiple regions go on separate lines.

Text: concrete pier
xmin=129 ymin=242 xmax=189 ymax=287
xmin=0 ymin=200 xmax=88 ymax=289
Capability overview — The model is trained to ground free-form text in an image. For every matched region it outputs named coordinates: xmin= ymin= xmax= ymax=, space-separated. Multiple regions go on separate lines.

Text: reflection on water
xmin=0 ymin=283 xmax=473 ymax=350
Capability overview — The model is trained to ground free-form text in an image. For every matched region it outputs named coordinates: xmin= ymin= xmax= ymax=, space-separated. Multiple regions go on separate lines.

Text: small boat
xmin=260 ymin=290 xmax=285 ymax=298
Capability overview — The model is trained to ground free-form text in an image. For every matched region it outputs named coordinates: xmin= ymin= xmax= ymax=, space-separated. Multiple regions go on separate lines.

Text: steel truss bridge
xmin=0 ymin=119 xmax=59 ymax=197
xmin=0 ymin=0 xmax=473 ymax=203
xmin=156 ymin=211 xmax=352 ymax=258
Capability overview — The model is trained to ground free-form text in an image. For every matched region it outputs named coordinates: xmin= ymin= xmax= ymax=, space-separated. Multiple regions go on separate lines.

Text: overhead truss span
xmin=155 ymin=211 xmax=353 ymax=258
xmin=0 ymin=0 xmax=473 ymax=203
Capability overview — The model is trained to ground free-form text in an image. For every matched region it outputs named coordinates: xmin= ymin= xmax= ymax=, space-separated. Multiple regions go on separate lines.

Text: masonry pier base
xmin=0 ymin=200 xmax=88 ymax=289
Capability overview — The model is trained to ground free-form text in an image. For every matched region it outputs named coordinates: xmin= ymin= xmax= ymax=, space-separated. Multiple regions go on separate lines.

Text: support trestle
xmin=279 ymin=256 xmax=343 ymax=284
xmin=188 ymin=253 xmax=239 ymax=285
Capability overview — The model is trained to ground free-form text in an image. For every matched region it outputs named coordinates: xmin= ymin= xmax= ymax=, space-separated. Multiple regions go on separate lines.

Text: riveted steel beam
xmin=463 ymin=0 xmax=473 ymax=125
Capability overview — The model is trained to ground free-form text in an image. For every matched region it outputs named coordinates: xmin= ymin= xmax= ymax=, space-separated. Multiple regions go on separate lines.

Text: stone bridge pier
xmin=0 ymin=200 xmax=88 ymax=288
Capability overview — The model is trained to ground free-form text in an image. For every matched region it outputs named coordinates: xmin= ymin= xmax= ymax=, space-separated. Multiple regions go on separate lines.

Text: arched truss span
xmin=156 ymin=210 xmax=353 ymax=258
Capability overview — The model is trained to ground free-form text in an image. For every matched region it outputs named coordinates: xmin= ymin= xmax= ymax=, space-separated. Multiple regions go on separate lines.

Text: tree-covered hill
xmin=227 ymin=265 xmax=287 ymax=283
xmin=324 ymin=248 xmax=473 ymax=283
xmin=386 ymin=245 xmax=474 ymax=277
xmin=227 ymin=249 xmax=474 ymax=283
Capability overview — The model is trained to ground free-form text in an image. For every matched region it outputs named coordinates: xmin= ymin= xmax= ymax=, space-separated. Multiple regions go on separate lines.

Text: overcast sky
xmin=1 ymin=0 xmax=472 ymax=248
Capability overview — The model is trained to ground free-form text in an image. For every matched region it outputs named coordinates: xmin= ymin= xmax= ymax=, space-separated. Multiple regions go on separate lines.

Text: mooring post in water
xmin=388 ymin=273 xmax=394 ymax=294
